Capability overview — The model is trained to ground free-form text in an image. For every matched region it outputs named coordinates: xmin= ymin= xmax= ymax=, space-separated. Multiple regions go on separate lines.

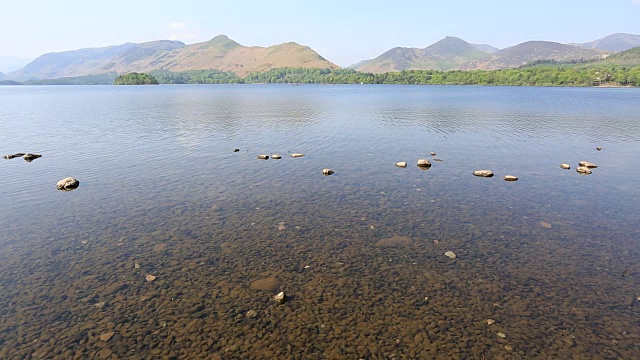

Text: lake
xmin=1 ymin=84 xmax=639 ymax=359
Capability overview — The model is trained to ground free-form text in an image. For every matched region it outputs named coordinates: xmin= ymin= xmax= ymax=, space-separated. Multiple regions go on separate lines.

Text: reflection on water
xmin=1 ymin=85 xmax=639 ymax=359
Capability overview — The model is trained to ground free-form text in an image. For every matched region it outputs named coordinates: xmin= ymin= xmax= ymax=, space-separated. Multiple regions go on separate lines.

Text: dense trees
xmin=114 ymin=72 xmax=158 ymax=85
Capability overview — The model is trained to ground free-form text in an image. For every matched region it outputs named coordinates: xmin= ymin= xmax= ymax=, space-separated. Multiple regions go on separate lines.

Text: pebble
xmin=23 ymin=153 xmax=42 ymax=162
xmin=2 ymin=153 xmax=25 ymax=159
xmin=56 ymin=177 xmax=80 ymax=191
xmin=444 ymin=251 xmax=457 ymax=259
xmin=596 ymin=147 xmax=602 ymax=151
xmin=560 ymin=164 xmax=571 ymax=169
xmin=99 ymin=332 xmax=115 ymax=342
xmin=417 ymin=159 xmax=432 ymax=168
xmin=250 ymin=277 xmax=280 ymax=292
xmin=503 ymin=175 xmax=518 ymax=181
xmin=504 ymin=345 xmax=513 ymax=351
xmin=271 ymin=154 xmax=282 ymax=159
xmin=277 ymin=222 xmax=286 ymax=231
xmin=134 ymin=262 xmax=140 ymax=269
xmin=576 ymin=166 xmax=592 ymax=175
xmin=540 ymin=221 xmax=552 ymax=229
xmin=257 ymin=155 xmax=269 ymax=160
xmin=430 ymin=152 xmax=436 ymax=156
xmin=486 ymin=319 xmax=496 ymax=325
xmin=497 ymin=332 xmax=506 ymax=338
xmin=322 ymin=168 xmax=334 ymax=176
xmin=433 ymin=158 xmax=443 ymax=162
xmin=233 ymin=148 xmax=240 ymax=152
xmin=274 ymin=291 xmax=286 ymax=304
xmin=290 ymin=153 xmax=305 ymax=158
xmin=94 ymin=302 xmax=107 ymax=309
xmin=473 ymin=170 xmax=494 ymax=177
xmin=395 ymin=161 xmax=407 ymax=168
xmin=145 ymin=274 xmax=156 ymax=282
xmin=245 ymin=310 xmax=258 ymax=318
xmin=578 ymin=161 xmax=597 ymax=168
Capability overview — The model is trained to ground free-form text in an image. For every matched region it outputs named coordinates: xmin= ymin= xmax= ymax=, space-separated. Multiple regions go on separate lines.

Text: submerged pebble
xmin=486 ymin=319 xmax=496 ymax=325
xmin=497 ymin=332 xmax=506 ymax=338
xmin=444 ymin=251 xmax=457 ymax=259
xmin=145 ymin=274 xmax=156 ymax=282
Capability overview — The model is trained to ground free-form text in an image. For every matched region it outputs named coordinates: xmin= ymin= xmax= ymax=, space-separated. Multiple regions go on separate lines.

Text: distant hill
xmin=0 ymin=80 xmax=22 ymax=85
xmin=460 ymin=41 xmax=608 ymax=70
xmin=0 ymin=72 xmax=4 ymax=80
xmin=0 ymin=56 xmax=33 ymax=74
xmin=592 ymin=46 xmax=640 ymax=67
xmin=570 ymin=33 xmax=640 ymax=52
xmin=7 ymin=43 xmax=136 ymax=81
xmin=356 ymin=36 xmax=494 ymax=73
xmin=8 ymin=36 xmax=336 ymax=80
xmin=471 ymin=43 xmax=500 ymax=54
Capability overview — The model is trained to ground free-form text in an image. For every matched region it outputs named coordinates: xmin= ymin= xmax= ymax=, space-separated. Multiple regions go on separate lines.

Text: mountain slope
xmin=356 ymin=37 xmax=493 ymax=73
xmin=0 ymin=72 xmax=4 ymax=80
xmin=460 ymin=41 xmax=608 ymax=70
xmin=0 ymin=56 xmax=33 ymax=74
xmin=570 ymin=33 xmax=640 ymax=52
xmin=471 ymin=43 xmax=500 ymax=54
xmin=100 ymin=40 xmax=185 ymax=73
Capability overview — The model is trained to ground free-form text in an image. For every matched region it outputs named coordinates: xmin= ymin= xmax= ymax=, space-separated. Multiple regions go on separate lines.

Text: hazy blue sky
xmin=1 ymin=0 xmax=639 ymax=65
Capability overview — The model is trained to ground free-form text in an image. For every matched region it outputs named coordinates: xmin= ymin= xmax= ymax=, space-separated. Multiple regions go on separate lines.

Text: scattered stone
xmin=375 ymin=235 xmax=413 ymax=248
xmin=152 ymin=243 xmax=166 ymax=252
xmin=99 ymin=332 xmax=115 ymax=342
xmin=246 ymin=310 xmax=258 ymax=318
xmin=503 ymin=175 xmax=518 ymax=181
xmin=274 ymin=291 xmax=286 ymax=304
xmin=233 ymin=148 xmax=240 ymax=152
xmin=486 ymin=319 xmax=496 ymax=325
xmin=322 ymin=168 xmax=334 ymax=176
xmin=473 ymin=170 xmax=494 ymax=177
xmin=504 ymin=345 xmax=513 ymax=351
xmin=271 ymin=154 xmax=282 ymax=159
xmin=2 ymin=153 xmax=25 ymax=159
xmin=560 ymin=164 xmax=570 ymax=169
xmin=433 ymin=240 xmax=440 ymax=244
xmin=56 ymin=177 xmax=80 ymax=191
xmin=290 ymin=153 xmax=305 ymax=158
xmin=257 ymin=155 xmax=269 ymax=160
xmin=94 ymin=302 xmax=107 ymax=309
xmin=576 ymin=166 xmax=592 ymax=175
xmin=23 ymin=153 xmax=42 ymax=162
xmin=433 ymin=158 xmax=443 ymax=162
xmin=395 ymin=161 xmax=407 ymax=168
xmin=145 ymin=274 xmax=156 ymax=282
xmin=497 ymin=332 xmax=506 ymax=338
xmin=578 ymin=161 xmax=597 ymax=168
xmin=277 ymin=222 xmax=286 ymax=231
xmin=430 ymin=152 xmax=437 ymax=156
xmin=134 ymin=262 xmax=140 ymax=269
xmin=444 ymin=251 xmax=457 ymax=259
xmin=540 ymin=221 xmax=552 ymax=229
xmin=304 ymin=265 xmax=311 ymax=269
xmin=250 ymin=277 xmax=280 ymax=292
xmin=596 ymin=147 xmax=602 ymax=151
xmin=417 ymin=159 xmax=432 ymax=168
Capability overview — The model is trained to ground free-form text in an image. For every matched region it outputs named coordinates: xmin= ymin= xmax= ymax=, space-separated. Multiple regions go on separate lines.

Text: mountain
xmin=0 ymin=56 xmax=34 ymax=74
xmin=355 ymin=37 xmax=494 ymax=73
xmin=0 ymin=72 xmax=4 ymax=80
xmin=594 ymin=46 xmax=640 ymax=66
xmin=7 ymin=43 xmax=136 ymax=81
xmin=100 ymin=40 xmax=185 ymax=73
xmin=137 ymin=35 xmax=337 ymax=76
xmin=570 ymin=33 xmax=640 ymax=52
xmin=471 ymin=43 xmax=500 ymax=54
xmin=460 ymin=41 xmax=608 ymax=70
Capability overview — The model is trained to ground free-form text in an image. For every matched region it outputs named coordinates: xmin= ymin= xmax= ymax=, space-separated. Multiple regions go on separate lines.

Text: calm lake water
xmin=1 ymin=84 xmax=639 ymax=359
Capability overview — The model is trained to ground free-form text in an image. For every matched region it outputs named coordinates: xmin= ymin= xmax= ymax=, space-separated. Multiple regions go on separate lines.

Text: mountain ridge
xmin=570 ymin=33 xmax=640 ymax=52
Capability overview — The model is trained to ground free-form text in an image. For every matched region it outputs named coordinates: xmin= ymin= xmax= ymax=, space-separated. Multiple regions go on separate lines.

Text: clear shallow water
xmin=1 ymin=84 xmax=640 ymax=359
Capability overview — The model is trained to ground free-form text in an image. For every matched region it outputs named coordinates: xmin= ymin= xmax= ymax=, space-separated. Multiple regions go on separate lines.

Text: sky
xmin=1 ymin=0 xmax=639 ymax=66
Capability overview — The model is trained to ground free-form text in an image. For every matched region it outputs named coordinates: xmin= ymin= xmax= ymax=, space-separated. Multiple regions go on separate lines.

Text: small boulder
xmin=560 ymin=164 xmax=570 ymax=170
xmin=473 ymin=170 xmax=494 ymax=177
xmin=322 ymin=168 xmax=334 ymax=176
xmin=271 ymin=154 xmax=282 ymax=159
xmin=290 ymin=153 xmax=305 ymax=158
xmin=576 ymin=166 xmax=592 ymax=175
xmin=100 ymin=332 xmax=115 ymax=342
xmin=417 ymin=159 xmax=432 ymax=168
xmin=257 ymin=155 xmax=269 ymax=160
xmin=56 ymin=177 xmax=80 ymax=191
xmin=23 ymin=153 xmax=42 ymax=162
xmin=503 ymin=175 xmax=518 ymax=181
xmin=578 ymin=161 xmax=597 ymax=168
xmin=395 ymin=161 xmax=407 ymax=168
xmin=274 ymin=291 xmax=286 ymax=304
xmin=3 ymin=153 xmax=25 ymax=159
xmin=444 ymin=251 xmax=457 ymax=259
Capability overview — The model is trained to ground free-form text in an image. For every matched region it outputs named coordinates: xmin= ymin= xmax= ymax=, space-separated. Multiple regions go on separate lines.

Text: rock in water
xmin=578 ymin=161 xmax=597 ymax=168
xmin=3 ymin=153 xmax=25 ymax=159
xmin=395 ymin=162 xmax=407 ymax=168
xmin=560 ymin=164 xmax=571 ymax=169
xmin=473 ymin=170 xmax=494 ymax=177
xmin=503 ymin=175 xmax=518 ymax=181
xmin=23 ymin=153 xmax=42 ymax=162
xmin=444 ymin=251 xmax=457 ymax=259
xmin=576 ymin=166 xmax=592 ymax=175
xmin=271 ymin=154 xmax=282 ymax=159
xmin=274 ymin=291 xmax=286 ymax=304
xmin=56 ymin=177 xmax=80 ymax=191
xmin=250 ymin=277 xmax=280 ymax=292
xmin=100 ymin=332 xmax=115 ymax=342
xmin=290 ymin=153 xmax=305 ymax=158
xmin=596 ymin=147 xmax=602 ymax=151
xmin=246 ymin=310 xmax=258 ymax=318
xmin=322 ymin=168 xmax=334 ymax=176
xmin=430 ymin=152 xmax=437 ymax=156
xmin=233 ymin=148 xmax=240 ymax=152
xmin=145 ymin=274 xmax=156 ymax=282
xmin=417 ymin=159 xmax=432 ymax=168
xmin=257 ymin=155 xmax=269 ymax=160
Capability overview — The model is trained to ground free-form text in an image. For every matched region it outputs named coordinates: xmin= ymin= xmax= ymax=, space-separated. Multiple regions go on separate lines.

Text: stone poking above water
xmin=274 ymin=291 xmax=286 ymax=304
xmin=23 ymin=153 xmax=42 ymax=162
xmin=271 ymin=154 xmax=282 ymax=159
xmin=576 ymin=166 xmax=592 ymax=175
xmin=290 ymin=153 xmax=305 ymax=158
xmin=578 ymin=161 xmax=597 ymax=168
xmin=233 ymin=148 xmax=240 ymax=152
xmin=473 ymin=170 xmax=494 ymax=177
xmin=560 ymin=164 xmax=571 ymax=170
xmin=503 ymin=175 xmax=518 ymax=181
xmin=56 ymin=177 xmax=80 ymax=191
xmin=417 ymin=159 xmax=432 ymax=168
xmin=444 ymin=251 xmax=457 ymax=259
xmin=596 ymin=147 xmax=602 ymax=151
xmin=430 ymin=152 xmax=437 ymax=156
xmin=3 ymin=153 xmax=25 ymax=159
xmin=257 ymin=155 xmax=269 ymax=160
xmin=322 ymin=168 xmax=334 ymax=176
xmin=395 ymin=161 xmax=407 ymax=168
